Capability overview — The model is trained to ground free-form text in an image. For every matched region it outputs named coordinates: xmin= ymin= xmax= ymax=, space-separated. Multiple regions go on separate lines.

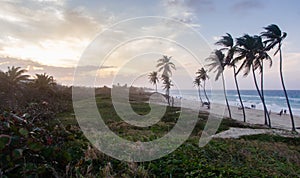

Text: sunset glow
xmin=0 ymin=0 xmax=299 ymax=89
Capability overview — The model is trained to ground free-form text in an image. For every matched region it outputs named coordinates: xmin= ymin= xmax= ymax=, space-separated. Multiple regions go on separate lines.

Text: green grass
xmin=52 ymin=94 xmax=300 ymax=177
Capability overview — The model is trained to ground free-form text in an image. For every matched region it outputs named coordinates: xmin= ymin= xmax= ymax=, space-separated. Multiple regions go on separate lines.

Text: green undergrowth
xmin=1 ymin=94 xmax=299 ymax=177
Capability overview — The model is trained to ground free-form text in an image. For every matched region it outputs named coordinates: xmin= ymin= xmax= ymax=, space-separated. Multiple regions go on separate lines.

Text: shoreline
xmin=147 ymin=92 xmax=300 ymax=132
xmin=148 ymin=89 xmax=300 ymax=117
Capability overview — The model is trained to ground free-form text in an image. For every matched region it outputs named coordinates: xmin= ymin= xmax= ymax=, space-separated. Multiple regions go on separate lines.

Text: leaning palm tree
xmin=161 ymin=75 xmax=173 ymax=106
xmin=34 ymin=73 xmax=56 ymax=91
xmin=196 ymin=67 xmax=210 ymax=104
xmin=216 ymin=33 xmax=246 ymax=121
xmin=156 ymin=55 xmax=176 ymax=78
xmin=234 ymin=34 xmax=271 ymax=127
xmin=206 ymin=50 xmax=232 ymax=118
xmin=256 ymin=40 xmax=273 ymax=125
xmin=193 ymin=77 xmax=203 ymax=105
xmin=148 ymin=71 xmax=159 ymax=92
xmin=261 ymin=24 xmax=295 ymax=131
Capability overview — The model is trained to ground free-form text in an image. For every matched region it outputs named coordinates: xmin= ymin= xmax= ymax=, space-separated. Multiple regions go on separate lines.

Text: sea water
xmin=167 ymin=90 xmax=300 ymax=116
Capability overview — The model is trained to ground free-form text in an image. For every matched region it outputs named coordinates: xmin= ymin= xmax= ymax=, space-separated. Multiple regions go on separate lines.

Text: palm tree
xmin=156 ymin=55 xmax=176 ymax=78
xmin=261 ymin=24 xmax=296 ymax=131
xmin=206 ymin=50 xmax=232 ymax=118
xmin=234 ymin=34 xmax=272 ymax=127
xmin=161 ymin=75 xmax=173 ymax=106
xmin=6 ymin=66 xmax=30 ymax=86
xmin=216 ymin=33 xmax=246 ymax=122
xmin=157 ymin=55 xmax=176 ymax=105
xmin=34 ymin=73 xmax=56 ymax=91
xmin=196 ymin=67 xmax=210 ymax=104
xmin=5 ymin=66 xmax=29 ymax=109
xmin=193 ymin=77 xmax=203 ymax=105
xmin=0 ymin=70 xmax=8 ymax=90
xmin=148 ymin=71 xmax=159 ymax=92
xmin=0 ymin=70 xmax=9 ymax=108
xmin=256 ymin=40 xmax=273 ymax=125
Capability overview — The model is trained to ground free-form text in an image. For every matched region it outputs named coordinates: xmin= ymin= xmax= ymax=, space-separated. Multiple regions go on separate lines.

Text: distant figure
xmin=278 ymin=109 xmax=283 ymax=116
xmin=268 ymin=110 xmax=271 ymax=116
xmin=171 ymin=96 xmax=174 ymax=107
xmin=284 ymin=109 xmax=287 ymax=114
xmin=202 ymin=102 xmax=210 ymax=109
xmin=251 ymin=104 xmax=256 ymax=109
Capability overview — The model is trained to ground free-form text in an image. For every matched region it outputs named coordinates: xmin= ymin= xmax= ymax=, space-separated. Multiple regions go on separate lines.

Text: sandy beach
xmin=148 ymin=93 xmax=300 ymax=132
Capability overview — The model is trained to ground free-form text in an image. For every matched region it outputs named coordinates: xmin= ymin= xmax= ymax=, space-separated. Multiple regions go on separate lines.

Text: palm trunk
xmin=233 ymin=67 xmax=246 ymax=122
xmin=261 ymin=61 xmax=268 ymax=125
xmin=203 ymin=81 xmax=210 ymax=104
xmin=279 ymin=49 xmax=295 ymax=131
xmin=252 ymin=65 xmax=271 ymax=127
xmin=197 ymin=86 xmax=203 ymax=105
xmin=155 ymin=83 xmax=157 ymax=92
xmin=166 ymin=88 xmax=170 ymax=106
xmin=221 ymin=72 xmax=232 ymax=118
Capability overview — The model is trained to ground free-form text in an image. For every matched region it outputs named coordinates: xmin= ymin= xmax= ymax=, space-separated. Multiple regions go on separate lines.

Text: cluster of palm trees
xmin=196 ymin=24 xmax=295 ymax=131
xmin=148 ymin=55 xmax=176 ymax=106
xmin=147 ymin=24 xmax=294 ymax=131
xmin=0 ymin=66 xmax=57 ymax=111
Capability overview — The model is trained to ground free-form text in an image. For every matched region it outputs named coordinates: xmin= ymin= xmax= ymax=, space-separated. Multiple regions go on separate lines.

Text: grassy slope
xmin=56 ymin=93 xmax=300 ymax=177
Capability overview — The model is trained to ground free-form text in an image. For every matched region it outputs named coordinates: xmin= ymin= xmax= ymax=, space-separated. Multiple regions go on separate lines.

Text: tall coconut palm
xmin=196 ymin=67 xmax=210 ymax=104
xmin=161 ymin=75 xmax=173 ymax=106
xmin=216 ymin=33 xmax=246 ymax=121
xmin=261 ymin=24 xmax=295 ymax=131
xmin=157 ymin=55 xmax=176 ymax=105
xmin=193 ymin=77 xmax=203 ymax=105
xmin=148 ymin=71 xmax=159 ymax=92
xmin=256 ymin=40 xmax=273 ymax=125
xmin=34 ymin=73 xmax=56 ymax=91
xmin=206 ymin=50 xmax=232 ymax=118
xmin=234 ymin=34 xmax=272 ymax=127
xmin=156 ymin=55 xmax=176 ymax=78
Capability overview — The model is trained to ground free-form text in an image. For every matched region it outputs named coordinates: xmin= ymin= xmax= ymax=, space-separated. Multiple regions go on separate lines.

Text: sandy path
xmin=212 ymin=127 xmax=299 ymax=139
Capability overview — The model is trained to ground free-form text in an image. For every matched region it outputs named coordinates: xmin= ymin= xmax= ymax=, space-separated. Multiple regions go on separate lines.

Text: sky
xmin=0 ymin=0 xmax=300 ymax=90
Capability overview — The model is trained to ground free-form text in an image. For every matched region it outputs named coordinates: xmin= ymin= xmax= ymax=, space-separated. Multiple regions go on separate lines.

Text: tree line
xmin=0 ymin=66 xmax=71 ymax=115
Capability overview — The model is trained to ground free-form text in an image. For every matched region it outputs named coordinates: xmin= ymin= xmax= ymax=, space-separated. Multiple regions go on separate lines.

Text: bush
xmin=0 ymin=111 xmax=87 ymax=177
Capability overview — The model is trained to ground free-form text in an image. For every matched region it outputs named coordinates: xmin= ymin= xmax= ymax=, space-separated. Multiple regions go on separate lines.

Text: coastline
xmin=147 ymin=92 xmax=300 ymax=132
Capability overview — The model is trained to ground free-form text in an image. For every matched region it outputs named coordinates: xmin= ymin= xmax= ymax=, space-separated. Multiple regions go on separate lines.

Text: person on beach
xmin=278 ymin=109 xmax=283 ymax=116
xmin=284 ymin=109 xmax=287 ymax=114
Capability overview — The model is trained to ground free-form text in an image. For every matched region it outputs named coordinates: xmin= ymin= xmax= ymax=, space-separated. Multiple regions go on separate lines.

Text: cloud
xmin=232 ymin=0 xmax=264 ymax=12
xmin=0 ymin=1 xmax=114 ymax=66
xmin=0 ymin=57 xmax=115 ymax=85
xmin=29 ymin=0 xmax=66 ymax=6
xmin=185 ymin=0 xmax=215 ymax=11
xmin=163 ymin=0 xmax=197 ymax=24
xmin=161 ymin=0 xmax=213 ymax=28
xmin=212 ymin=36 xmax=221 ymax=41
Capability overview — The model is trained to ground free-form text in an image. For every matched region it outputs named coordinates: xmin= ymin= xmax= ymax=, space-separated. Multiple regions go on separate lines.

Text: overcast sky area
xmin=0 ymin=0 xmax=300 ymax=90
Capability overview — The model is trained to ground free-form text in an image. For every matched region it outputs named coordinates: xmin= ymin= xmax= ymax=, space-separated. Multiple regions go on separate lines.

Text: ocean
xmin=167 ymin=90 xmax=300 ymax=116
